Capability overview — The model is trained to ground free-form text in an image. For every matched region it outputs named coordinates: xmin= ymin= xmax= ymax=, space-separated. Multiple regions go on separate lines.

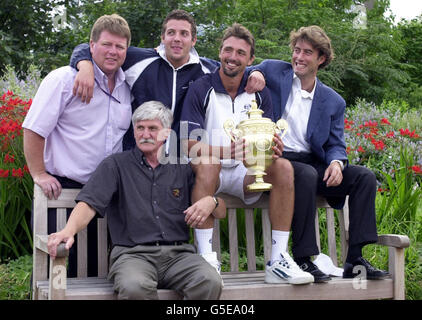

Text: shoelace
xmin=360 ymin=258 xmax=377 ymax=272
xmin=278 ymin=253 xmax=302 ymax=271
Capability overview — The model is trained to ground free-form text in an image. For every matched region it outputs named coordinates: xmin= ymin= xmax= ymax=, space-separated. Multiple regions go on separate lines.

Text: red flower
xmin=364 ymin=120 xmax=378 ymax=127
xmin=0 ymin=169 xmax=10 ymax=178
xmin=400 ymin=128 xmax=420 ymax=138
xmin=4 ymin=153 xmax=15 ymax=163
xmin=381 ymin=118 xmax=391 ymax=125
xmin=386 ymin=131 xmax=395 ymax=138
xmin=12 ymin=167 xmax=24 ymax=178
xmin=357 ymin=146 xmax=365 ymax=153
xmin=411 ymin=165 xmax=422 ymax=175
xmin=371 ymin=139 xmax=385 ymax=150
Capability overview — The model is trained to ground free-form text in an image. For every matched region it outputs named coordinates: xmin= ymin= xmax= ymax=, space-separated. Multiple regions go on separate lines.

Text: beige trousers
xmin=108 ymin=243 xmax=222 ymax=300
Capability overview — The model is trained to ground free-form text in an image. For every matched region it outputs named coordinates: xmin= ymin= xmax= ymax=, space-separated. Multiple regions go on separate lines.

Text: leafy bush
xmin=0 ymin=90 xmax=34 ymax=261
xmin=344 ymin=98 xmax=421 ymax=183
xmin=345 ymin=99 xmax=422 ymax=299
xmin=0 ymin=255 xmax=32 ymax=300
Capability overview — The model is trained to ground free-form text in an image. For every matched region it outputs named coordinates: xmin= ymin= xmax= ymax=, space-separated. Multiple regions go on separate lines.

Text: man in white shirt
xmin=255 ymin=25 xmax=389 ymax=282
xmin=23 ymin=14 xmax=132 ymax=276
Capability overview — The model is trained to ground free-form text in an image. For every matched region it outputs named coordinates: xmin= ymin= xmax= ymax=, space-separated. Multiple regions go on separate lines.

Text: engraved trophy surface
xmin=223 ymin=100 xmax=288 ymax=192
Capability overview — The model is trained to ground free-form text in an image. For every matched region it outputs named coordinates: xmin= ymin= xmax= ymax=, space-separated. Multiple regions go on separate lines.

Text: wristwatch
xmin=211 ymin=196 xmax=219 ymax=209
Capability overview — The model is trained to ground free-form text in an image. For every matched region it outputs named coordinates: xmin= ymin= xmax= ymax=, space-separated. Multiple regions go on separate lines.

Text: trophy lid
xmin=248 ymin=100 xmax=264 ymax=119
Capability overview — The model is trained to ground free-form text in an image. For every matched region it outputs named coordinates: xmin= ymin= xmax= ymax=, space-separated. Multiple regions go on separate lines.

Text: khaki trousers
xmin=108 ymin=243 xmax=222 ymax=300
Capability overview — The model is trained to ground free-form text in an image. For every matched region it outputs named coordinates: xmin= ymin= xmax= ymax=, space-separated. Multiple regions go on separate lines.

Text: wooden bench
xmin=32 ymin=184 xmax=410 ymax=300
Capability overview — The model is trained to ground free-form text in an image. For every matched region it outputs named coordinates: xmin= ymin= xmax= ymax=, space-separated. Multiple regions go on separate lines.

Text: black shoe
xmin=298 ymin=261 xmax=331 ymax=283
xmin=343 ymin=257 xmax=390 ymax=280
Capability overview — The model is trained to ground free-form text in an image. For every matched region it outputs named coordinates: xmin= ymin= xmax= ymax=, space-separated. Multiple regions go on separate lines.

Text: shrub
xmin=0 ymin=90 xmax=33 ymax=261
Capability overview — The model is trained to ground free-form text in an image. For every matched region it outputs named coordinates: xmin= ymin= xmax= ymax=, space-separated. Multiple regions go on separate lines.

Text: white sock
xmin=195 ymin=228 xmax=213 ymax=254
xmin=271 ymin=230 xmax=290 ymax=263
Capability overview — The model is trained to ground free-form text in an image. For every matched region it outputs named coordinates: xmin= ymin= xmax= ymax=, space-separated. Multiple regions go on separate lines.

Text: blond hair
xmin=90 ymin=14 xmax=131 ymax=46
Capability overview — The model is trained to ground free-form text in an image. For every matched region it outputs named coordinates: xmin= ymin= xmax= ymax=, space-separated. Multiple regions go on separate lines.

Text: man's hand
xmin=245 ymin=70 xmax=266 ymax=93
xmin=48 ymin=231 xmax=74 ymax=260
xmin=323 ymin=162 xmax=343 ymax=187
xmin=231 ymin=138 xmax=247 ymax=162
xmin=72 ymin=60 xmax=95 ymax=103
xmin=272 ymin=133 xmax=284 ymax=159
xmin=34 ymin=172 xmax=62 ymax=200
xmin=184 ymin=196 xmax=216 ymax=228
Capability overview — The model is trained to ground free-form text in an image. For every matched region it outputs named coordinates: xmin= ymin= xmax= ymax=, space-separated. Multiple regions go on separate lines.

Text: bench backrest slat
xmin=245 ymin=208 xmax=256 ymax=272
xmin=228 ymin=209 xmax=239 ymax=272
xmin=77 ymin=228 xmax=88 ymax=277
xmin=97 ymin=217 xmax=108 ymax=277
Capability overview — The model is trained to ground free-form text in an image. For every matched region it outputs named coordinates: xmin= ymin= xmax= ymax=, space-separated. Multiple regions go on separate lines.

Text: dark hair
xmin=220 ymin=23 xmax=255 ymax=57
xmin=161 ymin=9 xmax=197 ymax=40
xmin=289 ymin=25 xmax=334 ymax=69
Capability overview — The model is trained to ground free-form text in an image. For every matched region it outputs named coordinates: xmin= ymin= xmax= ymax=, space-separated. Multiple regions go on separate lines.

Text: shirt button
xmin=153 ymin=200 xmax=157 ymax=204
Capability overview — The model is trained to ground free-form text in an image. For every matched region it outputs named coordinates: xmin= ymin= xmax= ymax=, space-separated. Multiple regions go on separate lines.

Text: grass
xmin=0 ymin=255 xmax=32 ymax=300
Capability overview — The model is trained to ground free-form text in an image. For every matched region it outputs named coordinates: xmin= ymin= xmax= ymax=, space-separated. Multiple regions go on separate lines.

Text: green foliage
xmin=1 ymin=0 xmax=421 ymax=108
xmin=0 ymin=255 xmax=32 ymax=300
xmin=0 ymin=69 xmax=35 ymax=261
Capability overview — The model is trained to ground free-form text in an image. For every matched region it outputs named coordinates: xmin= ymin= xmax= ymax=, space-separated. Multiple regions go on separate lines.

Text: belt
xmin=142 ymin=240 xmax=188 ymax=246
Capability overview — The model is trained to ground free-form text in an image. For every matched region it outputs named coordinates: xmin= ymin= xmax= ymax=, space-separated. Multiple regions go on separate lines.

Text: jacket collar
xmin=210 ymin=68 xmax=249 ymax=96
xmin=156 ymin=43 xmax=200 ymax=70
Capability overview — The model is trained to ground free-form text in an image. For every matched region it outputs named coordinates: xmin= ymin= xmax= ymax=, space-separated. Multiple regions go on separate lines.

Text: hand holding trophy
xmin=223 ymin=100 xmax=288 ymax=192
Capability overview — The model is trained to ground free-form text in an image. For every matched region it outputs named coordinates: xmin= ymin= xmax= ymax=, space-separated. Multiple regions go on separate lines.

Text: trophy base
xmin=246 ymin=182 xmax=273 ymax=192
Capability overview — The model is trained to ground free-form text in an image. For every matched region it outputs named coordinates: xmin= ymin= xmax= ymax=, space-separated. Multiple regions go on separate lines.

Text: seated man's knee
xmin=357 ymin=166 xmax=377 ymax=188
xmin=190 ymin=158 xmax=221 ymax=184
xmin=115 ymin=276 xmax=158 ymax=300
xmin=266 ymin=158 xmax=294 ymax=184
xmin=187 ymin=269 xmax=222 ymax=300
xmin=294 ymin=163 xmax=318 ymax=185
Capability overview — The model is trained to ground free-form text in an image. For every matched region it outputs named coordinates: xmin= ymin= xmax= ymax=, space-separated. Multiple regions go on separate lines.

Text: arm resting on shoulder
xmin=69 ymin=43 xmax=95 ymax=103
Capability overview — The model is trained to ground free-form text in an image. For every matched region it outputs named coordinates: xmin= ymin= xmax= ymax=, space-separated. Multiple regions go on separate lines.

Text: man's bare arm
xmin=47 ymin=202 xmax=96 ymax=259
xmin=23 ymin=129 xmax=62 ymax=199
xmin=73 ymin=60 xmax=95 ymax=103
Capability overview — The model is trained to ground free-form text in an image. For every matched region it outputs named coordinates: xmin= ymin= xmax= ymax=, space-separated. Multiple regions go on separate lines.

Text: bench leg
xmin=388 ymin=247 xmax=406 ymax=300
xmin=48 ymin=257 xmax=67 ymax=300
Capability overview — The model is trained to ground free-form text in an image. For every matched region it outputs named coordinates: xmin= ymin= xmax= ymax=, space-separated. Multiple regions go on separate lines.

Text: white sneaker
xmin=265 ymin=252 xmax=314 ymax=285
xmin=201 ymin=252 xmax=221 ymax=274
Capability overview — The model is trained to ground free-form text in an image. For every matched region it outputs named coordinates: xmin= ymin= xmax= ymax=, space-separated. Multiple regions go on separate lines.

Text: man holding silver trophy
xmin=180 ymin=23 xmax=314 ymax=285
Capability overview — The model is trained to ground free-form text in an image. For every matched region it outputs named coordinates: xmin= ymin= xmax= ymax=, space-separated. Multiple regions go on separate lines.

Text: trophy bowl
xmin=224 ymin=100 xmax=288 ymax=192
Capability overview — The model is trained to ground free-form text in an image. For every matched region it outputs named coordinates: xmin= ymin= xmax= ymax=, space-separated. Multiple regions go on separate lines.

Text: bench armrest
xmin=34 ymin=234 xmax=69 ymax=257
xmin=377 ymin=234 xmax=410 ymax=248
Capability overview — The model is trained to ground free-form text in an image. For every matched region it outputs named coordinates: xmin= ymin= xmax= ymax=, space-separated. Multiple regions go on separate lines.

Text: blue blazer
xmin=256 ymin=59 xmax=348 ymax=166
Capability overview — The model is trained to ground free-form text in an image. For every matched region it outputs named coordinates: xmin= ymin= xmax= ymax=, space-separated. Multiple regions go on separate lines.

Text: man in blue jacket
xmin=255 ymin=25 xmax=389 ymax=282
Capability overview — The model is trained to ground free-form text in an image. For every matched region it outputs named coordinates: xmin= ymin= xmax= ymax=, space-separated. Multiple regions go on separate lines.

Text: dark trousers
xmin=32 ymin=175 xmax=98 ymax=277
xmin=283 ymin=152 xmax=379 ymax=259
